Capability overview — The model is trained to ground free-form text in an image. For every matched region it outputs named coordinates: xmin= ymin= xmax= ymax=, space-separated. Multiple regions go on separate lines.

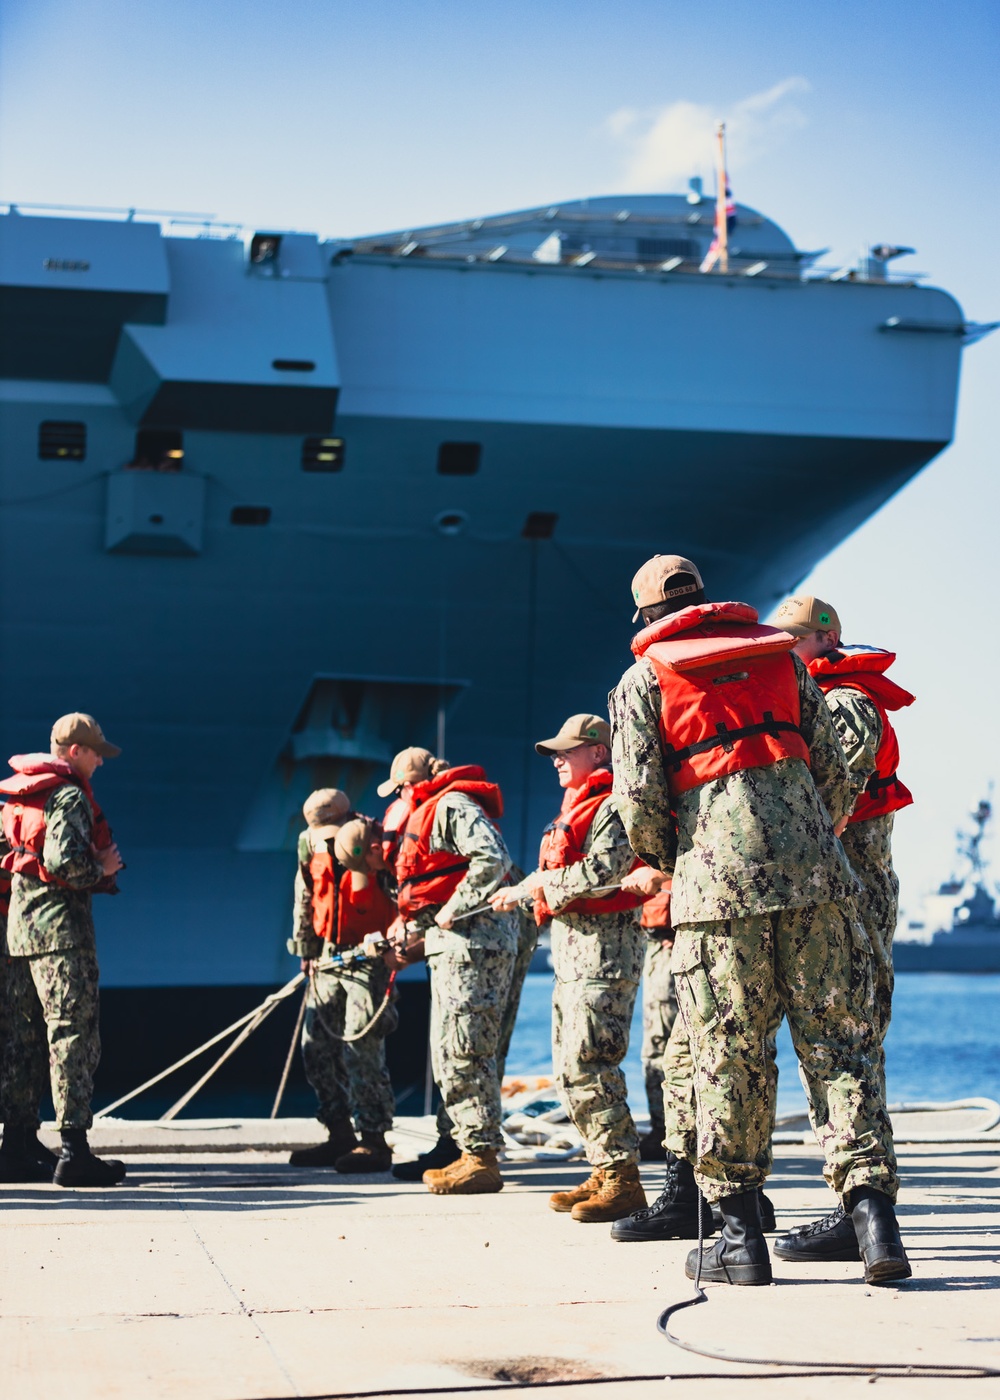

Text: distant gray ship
xmin=896 ymin=799 xmax=1000 ymax=972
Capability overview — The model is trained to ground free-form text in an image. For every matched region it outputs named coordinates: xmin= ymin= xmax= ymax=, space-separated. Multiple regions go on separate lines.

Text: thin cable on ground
xmin=656 ymin=1186 xmax=1000 ymax=1380
xmin=270 ymin=982 xmax=310 ymax=1118
xmin=95 ymin=974 xmax=304 ymax=1118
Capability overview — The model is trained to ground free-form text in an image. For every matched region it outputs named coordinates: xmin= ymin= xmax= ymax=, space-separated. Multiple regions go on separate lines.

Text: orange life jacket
xmin=534 ymin=767 xmax=645 ymax=924
xmin=632 ymin=602 xmax=810 ymax=796
xmin=381 ymin=793 xmax=413 ymax=867
xmin=0 ymin=755 xmax=119 ymax=894
xmin=808 ymin=647 xmax=915 ymax=822
xmin=309 ymin=842 xmax=341 ymax=942
xmin=395 ymin=765 xmax=504 ymax=917
xmin=338 ymin=871 xmax=397 ymax=948
xmin=640 ymin=883 xmax=673 ymax=932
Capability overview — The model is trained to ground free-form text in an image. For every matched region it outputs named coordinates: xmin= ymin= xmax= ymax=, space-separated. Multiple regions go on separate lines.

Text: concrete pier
xmin=2 ymin=1117 xmax=999 ymax=1399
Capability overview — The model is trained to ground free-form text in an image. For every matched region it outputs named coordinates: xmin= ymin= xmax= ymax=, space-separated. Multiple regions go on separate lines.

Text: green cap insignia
xmin=819 ymin=611 xmax=830 ymax=625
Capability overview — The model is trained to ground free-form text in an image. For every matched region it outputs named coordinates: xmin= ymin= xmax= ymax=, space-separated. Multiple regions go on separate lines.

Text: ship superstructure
xmin=896 ymin=798 xmax=1000 ymax=971
xmin=0 ymin=191 xmax=989 ymax=998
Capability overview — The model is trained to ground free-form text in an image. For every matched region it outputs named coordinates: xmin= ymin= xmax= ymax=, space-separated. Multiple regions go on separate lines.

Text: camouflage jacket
xmin=411 ymin=791 xmax=519 ymax=956
xmin=610 ymin=652 xmax=857 ymax=923
xmin=6 ymin=786 xmax=103 ymax=956
xmin=535 ymin=793 xmax=644 ymax=982
xmin=823 ymin=685 xmax=883 ymax=812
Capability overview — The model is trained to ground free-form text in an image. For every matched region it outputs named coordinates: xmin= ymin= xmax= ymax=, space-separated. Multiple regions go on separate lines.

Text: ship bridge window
xmin=302 ymin=436 xmax=345 ymax=472
xmin=273 ymin=359 xmax=316 ymax=372
xmin=129 ymin=428 xmax=184 ymax=472
xmin=437 ymin=441 xmax=481 ymax=476
xmin=38 ymin=421 xmax=86 ymax=461
xmin=250 ymin=233 xmax=281 ymax=265
xmin=231 ymin=506 xmax=271 ymax=526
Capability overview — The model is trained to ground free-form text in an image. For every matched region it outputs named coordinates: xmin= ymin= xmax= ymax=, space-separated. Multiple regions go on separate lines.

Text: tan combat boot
xmin=548 ymin=1168 xmax=604 ymax=1214
xmin=334 ymin=1130 xmax=392 ymax=1174
xmin=424 ymin=1148 xmax=503 ymax=1195
xmin=571 ymin=1163 xmax=646 ymax=1223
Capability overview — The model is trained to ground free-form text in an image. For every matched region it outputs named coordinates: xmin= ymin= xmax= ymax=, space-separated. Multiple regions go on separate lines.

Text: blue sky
xmin=2 ymin=0 xmax=998 ymax=916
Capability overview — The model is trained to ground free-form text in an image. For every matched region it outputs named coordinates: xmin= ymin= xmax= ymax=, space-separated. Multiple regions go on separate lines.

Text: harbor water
xmin=504 ymin=971 xmax=1000 ymax=1116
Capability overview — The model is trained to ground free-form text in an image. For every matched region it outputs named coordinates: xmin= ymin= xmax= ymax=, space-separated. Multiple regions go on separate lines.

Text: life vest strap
xmin=663 ymin=711 xmax=803 ymax=773
xmin=867 ymin=770 xmax=900 ymax=797
xmin=398 ymin=860 xmax=470 ymax=891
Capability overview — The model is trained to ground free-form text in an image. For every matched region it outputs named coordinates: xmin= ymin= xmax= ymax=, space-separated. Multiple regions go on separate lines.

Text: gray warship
xmin=896 ymin=798 xmax=1000 ymax=972
xmin=0 ymin=188 xmax=993 ymax=1091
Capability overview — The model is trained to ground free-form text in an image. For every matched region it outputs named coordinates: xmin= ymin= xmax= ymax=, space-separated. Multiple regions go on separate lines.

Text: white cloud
xmin=605 ymin=77 xmax=811 ymax=193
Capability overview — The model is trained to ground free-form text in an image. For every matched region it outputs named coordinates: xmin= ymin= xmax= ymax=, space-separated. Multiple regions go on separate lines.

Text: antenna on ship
xmin=963 ymin=786 xmax=994 ymax=888
xmin=700 ymin=122 xmax=731 ymax=274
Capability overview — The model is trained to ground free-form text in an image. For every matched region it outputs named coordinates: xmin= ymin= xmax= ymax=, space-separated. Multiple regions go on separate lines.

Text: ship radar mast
xmin=950 ymin=787 xmax=995 ymax=893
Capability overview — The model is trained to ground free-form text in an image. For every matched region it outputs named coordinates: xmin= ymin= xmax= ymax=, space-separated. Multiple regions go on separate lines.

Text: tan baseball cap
xmin=630 ymin=554 xmax=704 ymax=622
xmin=773 ymin=595 xmax=841 ymax=638
xmin=377 ymin=746 xmax=435 ymax=798
xmin=51 ymin=712 xmax=121 ymax=758
xmin=334 ymin=817 xmax=376 ymax=871
xmin=302 ymin=788 xmax=351 ymax=828
xmin=535 ymin=713 xmax=611 ymax=755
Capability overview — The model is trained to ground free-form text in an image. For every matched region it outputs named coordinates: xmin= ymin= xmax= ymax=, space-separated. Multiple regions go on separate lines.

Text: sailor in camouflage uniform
xmin=609 ymin=556 xmax=908 ymax=1287
xmin=382 ymin=748 xmax=517 ymax=1195
xmin=771 ymin=594 xmax=915 ymax=1265
xmin=0 ymin=859 xmax=58 ymax=1182
xmin=287 ymin=791 xmax=399 ymax=1173
xmin=492 ymin=714 xmax=647 ymax=1222
xmin=0 ymin=714 xmax=126 ymax=1188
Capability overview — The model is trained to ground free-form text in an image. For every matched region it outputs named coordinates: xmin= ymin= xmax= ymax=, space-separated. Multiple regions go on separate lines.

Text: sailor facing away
xmin=771 ymin=594 xmax=914 ymax=1266
xmin=609 ymin=554 xmax=909 ymax=1287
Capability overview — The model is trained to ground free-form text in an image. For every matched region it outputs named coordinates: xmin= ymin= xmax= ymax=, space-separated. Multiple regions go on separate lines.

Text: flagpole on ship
xmin=699 ymin=119 xmax=730 ymax=274
xmin=714 ymin=120 xmax=729 ymax=273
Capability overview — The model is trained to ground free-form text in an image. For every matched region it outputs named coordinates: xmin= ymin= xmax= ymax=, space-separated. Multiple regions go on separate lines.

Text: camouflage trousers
xmin=302 ymin=955 xmax=398 ymax=1134
xmin=641 ymin=935 xmax=678 ymax=1134
xmin=1 ymin=950 xmax=100 ymax=1130
xmin=551 ymin=923 xmax=641 ymax=1169
xmin=841 ymin=817 xmax=898 ymax=1050
xmin=672 ymin=902 xmax=897 ymax=1204
xmin=435 ymin=909 xmax=537 ymax=1141
xmin=428 ymin=942 xmax=515 ymax=1154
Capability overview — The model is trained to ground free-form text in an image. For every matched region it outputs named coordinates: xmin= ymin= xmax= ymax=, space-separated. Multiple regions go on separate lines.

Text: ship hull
xmin=893 ymin=943 xmax=1000 ymax=973
xmin=0 ymin=208 xmax=968 ymax=997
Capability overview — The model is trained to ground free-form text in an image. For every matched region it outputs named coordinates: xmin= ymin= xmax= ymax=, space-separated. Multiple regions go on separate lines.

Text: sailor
xmin=0 ymin=714 xmax=126 ymax=1187
xmin=490 ymin=714 xmax=647 ymax=1223
xmin=389 ymin=760 xmax=538 ymax=1183
xmin=286 ymin=790 xmax=398 ymax=1172
xmin=382 ymin=747 xmax=517 ymax=1195
xmin=0 ymin=856 xmax=58 ymax=1183
xmin=609 ymin=555 xmax=909 ymax=1286
xmin=770 ymin=594 xmax=914 ymax=1265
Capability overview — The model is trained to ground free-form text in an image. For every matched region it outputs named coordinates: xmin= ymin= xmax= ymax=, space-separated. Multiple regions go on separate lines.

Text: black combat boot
xmin=710 ymin=1189 xmax=776 ymax=1233
xmin=611 ymin=1151 xmax=714 ymax=1241
xmin=773 ymin=1201 xmax=860 ymax=1262
xmin=0 ymin=1124 xmax=57 ymax=1183
xmin=391 ymin=1134 xmax=460 ymax=1181
xmin=289 ymin=1117 xmax=358 ymax=1167
xmin=638 ymin=1124 xmax=667 ymax=1162
xmin=685 ymin=1188 xmax=772 ymax=1285
xmin=847 ymin=1186 xmax=911 ymax=1284
xmin=53 ymin=1129 xmax=126 ymax=1188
